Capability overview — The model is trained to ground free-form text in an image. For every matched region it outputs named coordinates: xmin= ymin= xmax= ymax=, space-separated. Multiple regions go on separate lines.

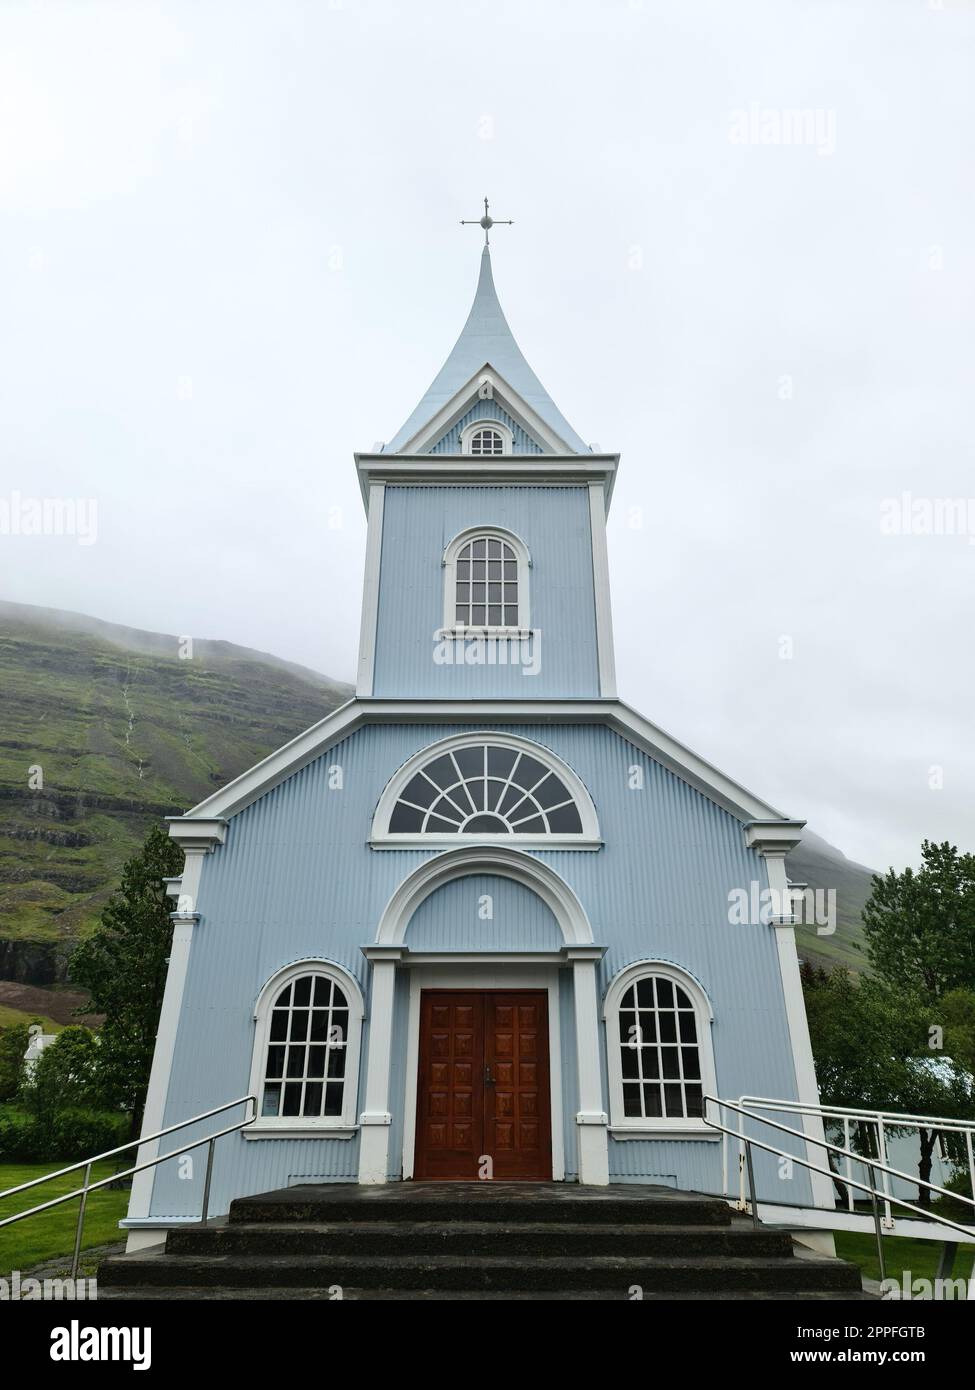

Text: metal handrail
xmin=734 ymin=1093 xmax=975 ymax=1227
xmin=0 ymin=1094 xmax=256 ymax=1279
xmin=704 ymin=1096 xmax=975 ymax=1289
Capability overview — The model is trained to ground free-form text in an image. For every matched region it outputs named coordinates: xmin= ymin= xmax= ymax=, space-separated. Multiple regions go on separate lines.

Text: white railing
xmin=0 ymin=1095 xmax=256 ymax=1279
xmin=735 ymin=1095 xmax=975 ymax=1228
xmin=706 ymin=1095 xmax=975 ymax=1293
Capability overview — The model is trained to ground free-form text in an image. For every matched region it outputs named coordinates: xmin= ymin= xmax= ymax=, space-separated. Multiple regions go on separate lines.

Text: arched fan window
xmin=373 ymin=735 xmax=600 ymax=846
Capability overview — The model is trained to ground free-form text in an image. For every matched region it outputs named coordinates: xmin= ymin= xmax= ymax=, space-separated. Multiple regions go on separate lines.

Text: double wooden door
xmin=413 ymin=990 xmax=552 ymax=1181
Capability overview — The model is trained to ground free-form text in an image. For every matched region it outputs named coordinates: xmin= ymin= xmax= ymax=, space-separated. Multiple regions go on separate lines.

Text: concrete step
xmin=167 ymin=1219 xmax=792 ymax=1259
xmin=229 ymin=1183 xmax=733 ymax=1229
xmin=98 ymin=1250 xmax=863 ymax=1294
xmin=98 ymin=1284 xmax=874 ymax=1302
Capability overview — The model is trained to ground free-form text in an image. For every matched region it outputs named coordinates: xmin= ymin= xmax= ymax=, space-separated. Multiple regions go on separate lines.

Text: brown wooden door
xmin=414 ymin=990 xmax=552 ymax=1181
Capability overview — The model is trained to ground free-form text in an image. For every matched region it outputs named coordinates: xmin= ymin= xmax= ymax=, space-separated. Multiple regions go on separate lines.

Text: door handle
xmin=484 ymin=1064 xmax=495 ymax=1085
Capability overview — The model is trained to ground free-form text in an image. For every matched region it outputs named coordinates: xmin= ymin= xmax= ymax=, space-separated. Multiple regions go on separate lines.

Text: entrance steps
xmin=100 ymin=1182 xmax=868 ymax=1300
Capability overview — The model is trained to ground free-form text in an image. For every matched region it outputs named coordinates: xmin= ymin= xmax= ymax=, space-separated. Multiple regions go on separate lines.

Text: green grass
xmin=0 ymin=1005 xmax=62 ymax=1032
xmin=835 ymin=1230 xmax=975 ymax=1291
xmin=0 ymin=1160 xmax=130 ymax=1276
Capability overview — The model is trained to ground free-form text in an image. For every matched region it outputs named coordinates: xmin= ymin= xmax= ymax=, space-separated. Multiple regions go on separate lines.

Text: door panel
xmin=414 ymin=990 xmax=552 ymax=1181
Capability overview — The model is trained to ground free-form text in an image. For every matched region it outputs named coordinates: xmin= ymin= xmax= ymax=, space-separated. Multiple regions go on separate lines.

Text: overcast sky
xmin=1 ymin=0 xmax=972 ymax=873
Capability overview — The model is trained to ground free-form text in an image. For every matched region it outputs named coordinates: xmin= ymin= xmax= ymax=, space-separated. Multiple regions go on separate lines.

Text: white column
xmin=763 ymin=850 xmax=835 ymax=1213
xmin=358 ymin=957 xmax=397 ymax=1183
xmin=571 ymin=955 xmax=609 ymax=1185
xmin=355 ymin=482 xmax=385 ymax=697
xmin=588 ymin=482 xmax=617 ymax=699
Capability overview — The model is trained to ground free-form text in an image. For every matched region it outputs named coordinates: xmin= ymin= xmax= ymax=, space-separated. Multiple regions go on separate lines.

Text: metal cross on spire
xmin=460 ymin=196 xmax=513 ymax=246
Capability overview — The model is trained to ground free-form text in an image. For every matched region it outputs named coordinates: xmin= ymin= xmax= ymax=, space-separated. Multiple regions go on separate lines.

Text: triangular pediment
xmin=401 ymin=366 xmax=571 ymax=455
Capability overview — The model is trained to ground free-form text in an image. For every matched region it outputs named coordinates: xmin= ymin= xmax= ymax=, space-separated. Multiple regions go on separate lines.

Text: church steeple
xmin=384 ymin=245 xmax=589 ymax=455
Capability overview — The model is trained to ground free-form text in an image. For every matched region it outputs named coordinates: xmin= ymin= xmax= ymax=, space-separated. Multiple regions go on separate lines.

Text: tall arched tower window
xmin=442 ymin=526 xmax=530 ymax=633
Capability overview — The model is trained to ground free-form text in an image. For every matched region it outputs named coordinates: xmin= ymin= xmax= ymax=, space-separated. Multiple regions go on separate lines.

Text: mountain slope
xmin=0 ymin=602 xmax=352 ymax=961
xmin=0 ymin=600 xmax=876 ymax=985
xmin=786 ymin=829 xmax=876 ymax=972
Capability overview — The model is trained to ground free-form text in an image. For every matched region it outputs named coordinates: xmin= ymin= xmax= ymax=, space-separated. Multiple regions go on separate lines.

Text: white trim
xmin=355 ymin=481 xmax=385 ymax=696
xmin=355 ymin=455 xmax=620 ymax=512
xmin=460 ymin=418 xmax=513 ymax=457
xmin=373 ymin=846 xmax=595 ymax=946
xmin=398 ymin=368 xmax=572 ymax=456
xmin=573 ymin=957 xmax=610 ymax=1183
xmin=370 ymin=730 xmax=600 ymax=848
xmin=588 ymin=482 xmax=617 ymax=699
xmin=441 ymin=525 xmax=530 ymax=633
xmin=358 ymin=958 xmax=397 ymax=1182
xmin=602 ymin=958 xmax=717 ymax=1137
xmin=246 ymin=958 xmax=364 ymax=1135
xmin=400 ymin=964 xmax=565 ymax=1182
xmin=762 ymin=853 xmax=835 ymax=1210
xmin=125 ymin=847 xmax=206 ymax=1227
xmin=172 ymin=698 xmax=788 ymax=828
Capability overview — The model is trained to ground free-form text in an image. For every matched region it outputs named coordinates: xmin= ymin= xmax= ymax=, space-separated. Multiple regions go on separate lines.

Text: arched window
xmin=248 ymin=962 xmax=363 ymax=1135
xmin=372 ymin=733 xmax=600 ymax=847
xmin=466 ymin=425 xmax=507 ymax=456
xmin=441 ymin=526 xmax=530 ymax=633
xmin=603 ymin=962 xmax=716 ymax=1136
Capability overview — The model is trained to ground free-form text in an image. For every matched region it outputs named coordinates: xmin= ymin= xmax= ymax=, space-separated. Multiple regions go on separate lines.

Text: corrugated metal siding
xmin=406 ymin=875 xmax=562 ymax=952
xmin=372 ymin=487 xmax=600 ymax=698
xmin=428 ymin=399 xmax=542 ymax=455
xmin=149 ymin=721 xmax=809 ymax=1214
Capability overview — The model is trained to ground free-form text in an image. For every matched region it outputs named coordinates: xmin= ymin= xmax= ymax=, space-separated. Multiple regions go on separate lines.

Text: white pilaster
xmin=588 ymin=481 xmax=617 ymax=699
xmin=124 ymin=844 xmax=209 ymax=1242
xmin=759 ymin=845 xmax=835 ymax=1213
xmin=355 ymin=481 xmax=385 ymax=696
xmin=358 ymin=958 xmax=397 ymax=1183
xmin=570 ymin=954 xmax=609 ymax=1185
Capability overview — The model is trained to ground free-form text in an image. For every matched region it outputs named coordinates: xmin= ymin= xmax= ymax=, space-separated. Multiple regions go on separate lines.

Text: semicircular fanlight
xmin=388 ymin=743 xmax=584 ymax=836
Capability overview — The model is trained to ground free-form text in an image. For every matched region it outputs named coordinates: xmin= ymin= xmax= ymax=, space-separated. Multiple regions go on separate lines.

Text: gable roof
xmin=168 ymin=696 xmax=794 ymax=832
xmin=385 ymin=247 xmax=589 ymax=455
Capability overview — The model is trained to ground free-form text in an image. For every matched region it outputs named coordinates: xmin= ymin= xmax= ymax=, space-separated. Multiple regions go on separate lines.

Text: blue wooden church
xmin=122 ymin=221 xmax=831 ymax=1250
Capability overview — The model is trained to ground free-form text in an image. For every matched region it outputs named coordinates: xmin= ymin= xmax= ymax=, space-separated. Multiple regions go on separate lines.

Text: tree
xmin=803 ymin=968 xmax=974 ymax=1207
xmin=940 ymin=988 xmax=975 ymax=1079
xmin=862 ymin=840 xmax=975 ymax=998
xmin=0 ymin=1022 xmax=32 ymax=1101
xmin=69 ymin=823 xmax=183 ymax=1133
xmin=20 ymin=1026 xmax=107 ymax=1117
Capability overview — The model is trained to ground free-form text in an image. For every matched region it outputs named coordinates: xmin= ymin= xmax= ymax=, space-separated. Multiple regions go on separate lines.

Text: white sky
xmin=1 ymin=0 xmax=973 ymax=873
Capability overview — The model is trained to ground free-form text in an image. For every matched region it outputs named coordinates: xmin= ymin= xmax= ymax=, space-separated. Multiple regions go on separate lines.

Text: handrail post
xmin=744 ymin=1140 xmax=760 ymax=1228
xmin=868 ymin=1163 xmax=886 ymax=1284
xmin=70 ymin=1161 xmax=92 ymax=1282
xmin=201 ymin=1138 xmax=216 ymax=1226
xmin=877 ymin=1116 xmax=893 ymax=1226
xmin=843 ymin=1116 xmax=853 ymax=1211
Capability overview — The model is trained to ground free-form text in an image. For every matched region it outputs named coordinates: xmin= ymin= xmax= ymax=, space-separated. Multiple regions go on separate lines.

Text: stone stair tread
xmin=176 ymin=1219 xmax=782 ymax=1237
xmin=98 ymin=1285 xmax=874 ymax=1301
xmin=103 ymin=1251 xmax=854 ymax=1273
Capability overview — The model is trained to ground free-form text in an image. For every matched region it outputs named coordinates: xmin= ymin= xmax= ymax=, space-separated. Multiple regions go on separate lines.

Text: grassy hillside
xmin=0 ymin=602 xmax=351 ymax=964
xmin=0 ymin=599 xmax=877 ymax=986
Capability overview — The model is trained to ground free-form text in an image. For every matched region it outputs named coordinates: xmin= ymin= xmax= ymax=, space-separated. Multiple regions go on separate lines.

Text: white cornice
xmin=744 ymin=820 xmax=807 ymax=855
xmin=168 ymin=696 xmax=790 ymax=831
xmin=354 ymin=454 xmax=620 ymax=513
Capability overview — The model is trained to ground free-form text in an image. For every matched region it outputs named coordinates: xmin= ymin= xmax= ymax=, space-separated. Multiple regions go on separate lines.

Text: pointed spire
xmin=385 ymin=246 xmax=588 ymax=454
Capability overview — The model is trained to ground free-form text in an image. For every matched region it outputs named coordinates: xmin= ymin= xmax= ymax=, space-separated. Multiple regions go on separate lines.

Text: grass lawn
xmin=0 ymin=1005 xmax=62 ymax=1032
xmin=0 ymin=1160 xmax=130 ymax=1276
xmin=835 ymin=1231 xmax=975 ymax=1291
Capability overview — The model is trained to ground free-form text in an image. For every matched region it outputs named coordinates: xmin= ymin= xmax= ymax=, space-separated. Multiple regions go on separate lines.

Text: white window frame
xmin=603 ymin=959 xmax=718 ymax=1140
xmin=460 ymin=419 xmax=513 ymax=456
xmin=441 ymin=525 xmax=531 ymax=636
xmin=245 ymin=959 xmax=364 ymax=1139
xmin=370 ymin=730 xmax=601 ymax=849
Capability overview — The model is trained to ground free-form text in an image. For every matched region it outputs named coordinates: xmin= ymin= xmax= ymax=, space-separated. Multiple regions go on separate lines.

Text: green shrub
xmin=0 ymin=1105 xmax=127 ymax=1163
